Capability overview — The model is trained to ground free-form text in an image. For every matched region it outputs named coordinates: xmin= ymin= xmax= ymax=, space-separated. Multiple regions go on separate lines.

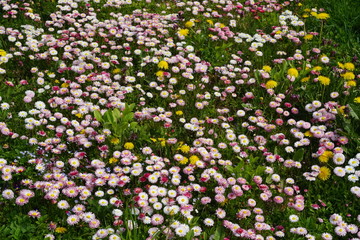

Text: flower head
xmin=318 ymin=76 xmax=330 ymax=85
xmin=316 ymin=13 xmax=330 ymax=20
xmin=288 ymin=68 xmax=299 ymax=78
xmin=178 ymin=29 xmax=189 ymax=37
xmin=318 ymin=167 xmax=331 ymax=180
xmin=265 ymin=80 xmax=278 ymax=89
xmin=158 ymin=61 xmax=169 ymax=70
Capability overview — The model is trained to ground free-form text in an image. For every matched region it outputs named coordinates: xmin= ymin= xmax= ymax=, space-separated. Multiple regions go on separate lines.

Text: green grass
xmin=304 ymin=0 xmax=360 ymax=55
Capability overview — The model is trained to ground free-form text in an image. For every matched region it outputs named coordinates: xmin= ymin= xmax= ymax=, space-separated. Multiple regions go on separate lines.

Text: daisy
xmin=67 ymin=215 xmax=80 ymax=225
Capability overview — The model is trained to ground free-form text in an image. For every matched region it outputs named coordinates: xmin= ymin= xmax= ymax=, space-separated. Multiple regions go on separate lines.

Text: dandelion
xmin=344 ymin=62 xmax=355 ymax=71
xmin=185 ymin=21 xmax=195 ymax=28
xmin=288 ymin=68 xmax=299 ymax=78
xmin=265 ymin=80 xmax=278 ymax=89
xmin=124 ymin=142 xmax=134 ymax=150
xmin=318 ymin=76 xmax=330 ymax=85
xmin=178 ymin=29 xmax=189 ymax=37
xmin=318 ymin=167 xmax=331 ymax=180
xmin=318 ymin=151 xmax=333 ymax=163
xmin=341 ymin=72 xmax=355 ymax=80
xmin=158 ymin=61 xmax=169 ymax=70
xmin=0 ymin=49 xmax=6 ymax=56
xmin=316 ymin=13 xmax=330 ymax=20
xmin=55 ymin=227 xmax=67 ymax=233
xmin=346 ymin=80 xmax=356 ymax=87
xmin=108 ymin=136 xmax=119 ymax=145
xmin=304 ymin=34 xmax=313 ymax=40
xmin=263 ymin=66 xmax=271 ymax=72
xmin=112 ymin=68 xmax=121 ymax=74
xmin=156 ymin=71 xmax=164 ymax=77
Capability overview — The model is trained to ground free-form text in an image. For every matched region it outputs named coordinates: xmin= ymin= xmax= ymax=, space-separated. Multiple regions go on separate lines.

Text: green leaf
xmin=185 ymin=230 xmax=194 ymax=240
xmin=348 ymin=103 xmax=360 ymax=120
xmin=265 ymin=175 xmax=272 ymax=184
xmin=123 ymin=112 xmax=134 ymax=123
xmin=293 ymin=148 xmax=304 ymax=162
xmin=225 ymin=165 xmax=234 ymax=173
xmin=102 ymin=110 xmax=111 ymax=123
xmin=255 ymin=166 xmax=265 ymax=176
xmin=274 ymin=146 xmax=279 ymax=155
xmin=112 ymin=108 xmax=122 ymax=120
xmin=130 ymin=122 xmax=138 ymax=129
xmin=214 ymin=225 xmax=223 ymax=240
xmin=94 ymin=110 xmax=103 ymax=122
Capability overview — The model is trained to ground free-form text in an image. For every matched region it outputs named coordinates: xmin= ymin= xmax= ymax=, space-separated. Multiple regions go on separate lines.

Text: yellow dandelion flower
xmin=304 ymin=131 xmax=313 ymax=137
xmin=55 ymin=227 xmax=67 ymax=234
xmin=75 ymin=113 xmax=83 ymax=118
xmin=318 ymin=167 xmax=331 ymax=180
xmin=344 ymin=62 xmax=355 ymax=71
xmin=112 ymin=68 xmax=121 ymax=74
xmin=310 ymin=12 xmax=318 ymax=17
xmin=265 ymin=80 xmax=278 ymax=89
xmin=156 ymin=71 xmax=164 ymax=77
xmin=262 ymin=65 xmax=271 ymax=72
xmin=180 ymin=145 xmax=190 ymax=153
xmin=150 ymin=138 xmax=157 ymax=142
xmin=338 ymin=106 xmax=346 ymax=115
xmin=288 ymin=68 xmax=299 ymax=78
xmin=124 ymin=142 xmax=134 ymax=150
xmin=354 ymin=97 xmax=360 ymax=103
xmin=219 ymin=23 xmax=226 ymax=28
xmin=109 ymin=157 xmax=118 ymax=164
xmin=316 ymin=13 xmax=330 ymax=20
xmin=0 ymin=49 xmax=6 ymax=56
xmin=304 ymin=34 xmax=313 ymax=40
xmin=158 ymin=60 xmax=169 ymax=70
xmin=61 ymin=82 xmax=69 ymax=88
xmin=111 ymin=138 xmax=120 ymax=145
xmin=347 ymin=80 xmax=357 ymax=87
xmin=178 ymin=29 xmax=189 ymax=37
xmin=301 ymin=77 xmax=310 ymax=82
xmin=319 ymin=151 xmax=333 ymax=163
xmin=342 ymin=72 xmax=355 ymax=80
xmin=189 ymin=155 xmax=199 ymax=165
xmin=185 ymin=21 xmax=195 ymax=28
xmin=220 ymin=198 xmax=228 ymax=206
xmin=319 ymin=151 xmax=334 ymax=163
xmin=206 ymin=19 xmax=214 ymax=25
xmin=338 ymin=62 xmax=345 ymax=69
xmin=318 ymin=155 xmax=329 ymax=163
xmin=318 ymin=76 xmax=330 ymax=85
xmin=313 ymin=66 xmax=322 ymax=71
xmin=160 ymin=140 xmax=166 ymax=147
xmin=175 ymin=110 xmax=183 ymax=115
xmin=302 ymin=14 xmax=309 ymax=18
xmin=179 ymin=157 xmax=189 ymax=165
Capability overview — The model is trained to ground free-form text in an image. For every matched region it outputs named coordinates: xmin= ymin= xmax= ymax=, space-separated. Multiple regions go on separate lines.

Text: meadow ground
xmin=0 ymin=0 xmax=359 ymax=239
